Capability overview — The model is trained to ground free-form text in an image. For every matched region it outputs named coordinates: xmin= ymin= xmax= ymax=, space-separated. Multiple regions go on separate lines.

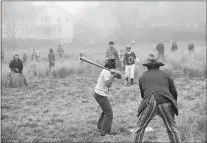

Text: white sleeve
xmin=136 ymin=57 xmax=140 ymax=62
xmin=103 ymin=70 xmax=112 ymax=81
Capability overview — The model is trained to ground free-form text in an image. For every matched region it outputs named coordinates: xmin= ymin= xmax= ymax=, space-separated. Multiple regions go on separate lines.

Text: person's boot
xmin=124 ymin=78 xmax=128 ymax=85
xmin=131 ymin=78 xmax=134 ymax=85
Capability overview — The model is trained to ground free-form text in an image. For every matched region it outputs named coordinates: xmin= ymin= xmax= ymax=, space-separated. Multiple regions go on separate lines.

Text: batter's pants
xmin=133 ymin=95 xmax=181 ymax=143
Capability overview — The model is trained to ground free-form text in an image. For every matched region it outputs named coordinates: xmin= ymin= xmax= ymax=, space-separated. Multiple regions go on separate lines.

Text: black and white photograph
xmin=1 ymin=1 xmax=206 ymax=142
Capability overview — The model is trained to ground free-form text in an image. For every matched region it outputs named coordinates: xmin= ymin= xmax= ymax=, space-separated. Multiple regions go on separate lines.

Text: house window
xmin=58 ymin=27 xmax=61 ymax=34
xmin=57 ymin=17 xmax=60 ymax=23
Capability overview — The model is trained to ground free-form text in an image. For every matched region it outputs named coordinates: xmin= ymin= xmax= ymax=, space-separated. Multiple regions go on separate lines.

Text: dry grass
xmin=1 ymin=41 xmax=206 ymax=142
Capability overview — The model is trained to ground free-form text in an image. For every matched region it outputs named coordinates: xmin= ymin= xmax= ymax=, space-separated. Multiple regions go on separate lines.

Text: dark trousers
xmin=133 ymin=95 xmax=181 ymax=143
xmin=94 ymin=92 xmax=113 ymax=136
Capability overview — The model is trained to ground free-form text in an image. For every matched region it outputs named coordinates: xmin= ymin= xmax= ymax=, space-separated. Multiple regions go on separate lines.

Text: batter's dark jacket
xmin=156 ymin=43 xmax=165 ymax=53
xmin=9 ymin=59 xmax=23 ymax=74
xmin=138 ymin=69 xmax=178 ymax=117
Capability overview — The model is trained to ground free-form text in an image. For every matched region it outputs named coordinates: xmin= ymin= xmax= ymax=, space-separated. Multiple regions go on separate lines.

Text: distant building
xmin=3 ymin=3 xmax=73 ymax=43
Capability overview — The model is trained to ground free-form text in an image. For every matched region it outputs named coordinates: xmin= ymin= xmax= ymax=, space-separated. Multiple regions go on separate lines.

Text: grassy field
xmin=1 ymin=40 xmax=206 ymax=142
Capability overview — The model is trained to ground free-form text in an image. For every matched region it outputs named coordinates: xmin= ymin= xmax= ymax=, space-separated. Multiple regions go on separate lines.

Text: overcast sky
xmin=34 ymin=1 xmax=100 ymax=14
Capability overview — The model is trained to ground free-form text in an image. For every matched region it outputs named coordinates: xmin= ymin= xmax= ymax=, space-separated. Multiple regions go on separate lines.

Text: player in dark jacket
xmin=106 ymin=41 xmax=120 ymax=68
xmin=133 ymin=54 xmax=181 ymax=143
xmin=9 ymin=54 xmax=23 ymax=74
xmin=156 ymin=41 xmax=165 ymax=60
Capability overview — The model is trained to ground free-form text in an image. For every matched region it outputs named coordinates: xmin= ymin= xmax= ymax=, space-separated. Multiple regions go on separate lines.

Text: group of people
xmin=94 ymin=40 xmax=182 ymax=143
xmin=156 ymin=41 xmax=195 ymax=61
xmin=7 ymin=44 xmax=65 ymax=86
xmin=106 ymin=41 xmax=140 ymax=86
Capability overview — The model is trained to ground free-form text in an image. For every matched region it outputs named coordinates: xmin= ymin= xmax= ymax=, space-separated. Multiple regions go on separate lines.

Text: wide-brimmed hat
xmin=143 ymin=54 xmax=164 ymax=67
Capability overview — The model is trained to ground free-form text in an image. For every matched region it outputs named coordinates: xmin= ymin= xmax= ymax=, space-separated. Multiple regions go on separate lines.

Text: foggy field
xmin=1 ymin=40 xmax=206 ymax=142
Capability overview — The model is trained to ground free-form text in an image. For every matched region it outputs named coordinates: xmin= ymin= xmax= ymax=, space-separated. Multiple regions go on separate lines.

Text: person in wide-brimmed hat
xmin=133 ymin=54 xmax=181 ymax=143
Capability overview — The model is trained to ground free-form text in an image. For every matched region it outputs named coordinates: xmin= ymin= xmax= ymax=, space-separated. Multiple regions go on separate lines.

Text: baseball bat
xmin=79 ymin=54 xmax=108 ymax=70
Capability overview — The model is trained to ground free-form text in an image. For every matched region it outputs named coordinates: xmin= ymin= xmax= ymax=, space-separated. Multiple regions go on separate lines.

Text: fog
xmin=1 ymin=1 xmax=206 ymax=43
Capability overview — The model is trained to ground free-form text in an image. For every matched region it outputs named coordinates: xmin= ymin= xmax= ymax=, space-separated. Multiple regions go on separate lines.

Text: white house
xmin=4 ymin=3 xmax=73 ymax=43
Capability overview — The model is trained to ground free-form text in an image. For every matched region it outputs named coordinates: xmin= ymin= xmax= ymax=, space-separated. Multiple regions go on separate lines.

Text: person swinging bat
xmin=80 ymin=53 xmax=121 ymax=136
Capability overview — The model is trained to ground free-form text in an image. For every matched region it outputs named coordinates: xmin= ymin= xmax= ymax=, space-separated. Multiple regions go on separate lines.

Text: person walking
xmin=133 ymin=54 xmax=181 ymax=143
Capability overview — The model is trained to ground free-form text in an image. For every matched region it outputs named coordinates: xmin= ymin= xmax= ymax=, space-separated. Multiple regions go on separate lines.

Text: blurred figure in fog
xmin=57 ymin=44 xmax=64 ymax=61
xmin=188 ymin=42 xmax=194 ymax=54
xmin=156 ymin=41 xmax=165 ymax=61
xmin=31 ymin=49 xmax=38 ymax=62
xmin=171 ymin=41 xmax=178 ymax=52
xmin=119 ymin=49 xmax=124 ymax=71
xmin=106 ymin=41 xmax=120 ymax=68
xmin=48 ymin=49 xmax=55 ymax=71
xmin=2 ymin=47 xmax=5 ymax=62
xmin=22 ymin=52 xmax=28 ymax=63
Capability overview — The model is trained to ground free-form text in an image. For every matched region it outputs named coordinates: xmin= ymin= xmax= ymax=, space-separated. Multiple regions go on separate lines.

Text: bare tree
xmin=2 ymin=2 xmax=36 ymax=39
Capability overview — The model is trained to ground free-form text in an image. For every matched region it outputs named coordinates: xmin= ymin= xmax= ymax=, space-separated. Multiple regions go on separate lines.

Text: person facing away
xmin=133 ymin=54 xmax=181 ymax=143
xmin=171 ymin=41 xmax=178 ymax=52
xmin=22 ymin=52 xmax=28 ymax=63
xmin=188 ymin=42 xmax=194 ymax=54
xmin=9 ymin=54 xmax=23 ymax=74
xmin=32 ymin=49 xmax=38 ymax=61
xmin=94 ymin=58 xmax=120 ymax=136
xmin=123 ymin=45 xmax=140 ymax=85
xmin=106 ymin=41 xmax=120 ymax=68
xmin=57 ymin=44 xmax=64 ymax=59
xmin=156 ymin=41 xmax=165 ymax=60
xmin=48 ymin=49 xmax=55 ymax=70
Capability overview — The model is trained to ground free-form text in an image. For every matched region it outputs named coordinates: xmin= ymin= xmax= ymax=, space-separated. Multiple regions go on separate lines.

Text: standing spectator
xmin=31 ymin=49 xmax=38 ymax=62
xmin=133 ymin=54 xmax=181 ymax=143
xmin=57 ymin=44 xmax=64 ymax=60
xmin=123 ymin=45 xmax=140 ymax=85
xmin=106 ymin=41 xmax=120 ymax=68
xmin=171 ymin=41 xmax=178 ymax=52
xmin=48 ymin=49 xmax=55 ymax=71
xmin=188 ymin=42 xmax=194 ymax=54
xmin=156 ymin=41 xmax=165 ymax=61
xmin=22 ymin=52 xmax=28 ymax=63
